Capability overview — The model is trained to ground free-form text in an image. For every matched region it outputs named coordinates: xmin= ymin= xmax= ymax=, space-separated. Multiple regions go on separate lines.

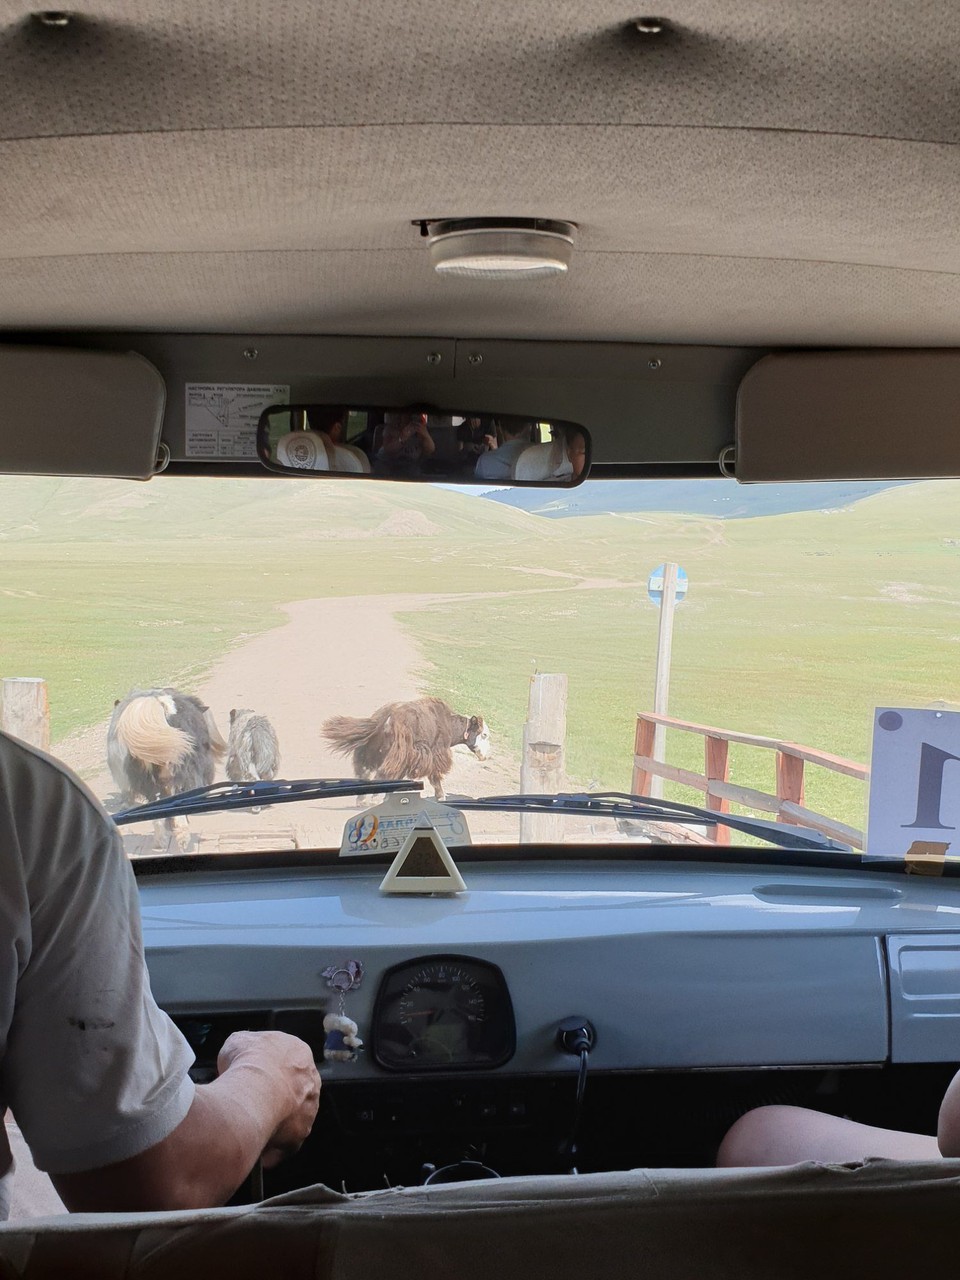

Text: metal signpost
xmin=647 ymin=564 xmax=688 ymax=799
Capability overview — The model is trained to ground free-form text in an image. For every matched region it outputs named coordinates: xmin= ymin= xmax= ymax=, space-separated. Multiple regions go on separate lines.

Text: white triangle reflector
xmin=380 ymin=816 xmax=467 ymax=895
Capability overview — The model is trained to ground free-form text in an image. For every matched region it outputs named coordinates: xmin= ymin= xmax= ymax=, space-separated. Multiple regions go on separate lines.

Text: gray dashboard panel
xmin=136 ymin=860 xmax=960 ymax=1079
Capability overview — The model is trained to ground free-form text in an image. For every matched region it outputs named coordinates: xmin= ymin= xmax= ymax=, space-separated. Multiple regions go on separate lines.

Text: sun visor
xmin=735 ymin=350 xmax=960 ymax=482
xmin=0 ymin=345 xmax=166 ymax=479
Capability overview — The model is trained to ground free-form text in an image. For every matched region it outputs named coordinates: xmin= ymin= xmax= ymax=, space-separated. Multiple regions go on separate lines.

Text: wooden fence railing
xmin=632 ymin=712 xmax=868 ymax=848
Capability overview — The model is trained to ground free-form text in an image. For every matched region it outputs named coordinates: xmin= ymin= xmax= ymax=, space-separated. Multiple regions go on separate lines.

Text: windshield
xmin=0 ymin=473 xmax=945 ymax=858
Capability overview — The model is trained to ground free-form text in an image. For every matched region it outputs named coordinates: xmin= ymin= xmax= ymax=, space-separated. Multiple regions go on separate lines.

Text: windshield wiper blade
xmin=113 ymin=778 xmax=423 ymax=824
xmin=115 ymin=782 xmax=848 ymax=854
xmin=451 ymin=791 xmax=850 ymax=853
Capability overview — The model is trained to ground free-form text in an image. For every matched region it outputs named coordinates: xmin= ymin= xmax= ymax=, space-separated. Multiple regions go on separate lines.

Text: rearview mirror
xmin=257 ymin=405 xmax=590 ymax=486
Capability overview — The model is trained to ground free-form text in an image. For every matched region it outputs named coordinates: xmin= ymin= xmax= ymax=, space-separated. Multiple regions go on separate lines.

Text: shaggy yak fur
xmin=226 ymin=708 xmax=281 ymax=783
xmin=322 ymin=696 xmax=490 ymax=801
xmin=108 ymin=688 xmax=226 ymax=851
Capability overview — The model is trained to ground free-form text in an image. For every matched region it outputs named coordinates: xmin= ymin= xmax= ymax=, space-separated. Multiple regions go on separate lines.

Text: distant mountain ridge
xmin=483 ymin=479 xmax=911 ymax=519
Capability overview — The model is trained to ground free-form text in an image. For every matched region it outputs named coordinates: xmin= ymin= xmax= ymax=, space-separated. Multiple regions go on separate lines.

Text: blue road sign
xmin=648 ymin=564 xmax=688 ymax=606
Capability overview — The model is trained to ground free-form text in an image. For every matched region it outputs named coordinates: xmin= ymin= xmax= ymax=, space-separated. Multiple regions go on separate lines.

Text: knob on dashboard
xmin=556 ymin=1017 xmax=596 ymax=1055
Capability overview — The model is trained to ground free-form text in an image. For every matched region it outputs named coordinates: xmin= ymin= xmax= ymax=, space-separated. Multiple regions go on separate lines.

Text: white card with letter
xmin=866 ymin=707 xmax=960 ymax=865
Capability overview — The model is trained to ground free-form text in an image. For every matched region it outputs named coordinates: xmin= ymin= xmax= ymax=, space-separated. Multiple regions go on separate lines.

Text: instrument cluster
xmin=371 ymin=955 xmax=516 ymax=1072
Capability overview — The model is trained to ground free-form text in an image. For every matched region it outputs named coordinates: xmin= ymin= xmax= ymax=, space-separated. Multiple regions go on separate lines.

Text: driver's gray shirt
xmin=0 ymin=732 xmax=194 ymax=1215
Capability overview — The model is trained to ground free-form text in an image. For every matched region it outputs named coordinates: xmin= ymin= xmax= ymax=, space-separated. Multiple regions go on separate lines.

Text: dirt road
xmin=56 ymin=592 xmax=527 ymax=853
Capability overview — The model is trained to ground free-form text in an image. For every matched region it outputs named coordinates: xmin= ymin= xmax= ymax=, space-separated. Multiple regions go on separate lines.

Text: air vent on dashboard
xmin=172 ymin=1010 xmax=327 ymax=1081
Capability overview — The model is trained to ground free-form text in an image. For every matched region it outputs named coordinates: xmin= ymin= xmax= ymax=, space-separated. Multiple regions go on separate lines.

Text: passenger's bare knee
xmin=717 ymin=1105 xmax=796 ymax=1167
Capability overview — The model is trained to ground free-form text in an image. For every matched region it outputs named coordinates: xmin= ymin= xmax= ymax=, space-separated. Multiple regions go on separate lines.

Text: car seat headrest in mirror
xmin=512 ymin=441 xmax=573 ymax=482
xmin=275 ymin=430 xmax=332 ymax=471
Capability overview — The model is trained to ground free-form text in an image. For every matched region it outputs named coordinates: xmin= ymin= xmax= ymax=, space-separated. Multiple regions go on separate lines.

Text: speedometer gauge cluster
xmin=372 ymin=956 xmax=515 ymax=1071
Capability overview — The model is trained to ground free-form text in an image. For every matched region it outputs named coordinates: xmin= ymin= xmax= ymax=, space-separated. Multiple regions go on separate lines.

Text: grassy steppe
xmin=3 ymin=474 xmax=959 ymax=833
xmin=0 ymin=476 xmax=547 ymax=735
xmin=406 ymin=483 xmax=960 ymax=828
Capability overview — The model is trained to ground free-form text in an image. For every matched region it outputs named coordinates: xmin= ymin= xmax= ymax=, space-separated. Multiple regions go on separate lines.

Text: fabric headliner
xmin=1 ymin=0 xmax=959 ymax=341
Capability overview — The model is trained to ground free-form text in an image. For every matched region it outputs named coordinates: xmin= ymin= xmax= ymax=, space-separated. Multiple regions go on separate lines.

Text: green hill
xmin=0 ymin=475 xmax=553 ymax=739
xmin=403 ymin=479 xmax=960 ymax=835
xmin=0 ymin=474 xmax=544 ymax=545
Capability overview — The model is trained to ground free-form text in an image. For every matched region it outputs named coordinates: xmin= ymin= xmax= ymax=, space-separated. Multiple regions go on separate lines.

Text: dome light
xmin=426 ymin=218 xmax=576 ymax=281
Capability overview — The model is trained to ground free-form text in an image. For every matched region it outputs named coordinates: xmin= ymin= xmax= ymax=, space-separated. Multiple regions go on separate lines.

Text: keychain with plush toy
xmin=321 ymin=960 xmax=364 ymax=1062
xmin=322 ymin=1011 xmax=363 ymax=1062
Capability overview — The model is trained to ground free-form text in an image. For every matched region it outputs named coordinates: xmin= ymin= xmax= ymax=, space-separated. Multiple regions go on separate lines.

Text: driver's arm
xmin=52 ymin=1031 xmax=319 ymax=1212
xmin=0 ymin=741 xmax=319 ymax=1213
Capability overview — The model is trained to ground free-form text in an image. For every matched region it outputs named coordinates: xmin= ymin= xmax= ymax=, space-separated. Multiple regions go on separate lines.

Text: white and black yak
xmin=322 ymin=696 xmax=490 ymax=801
xmin=108 ymin=688 xmax=226 ymax=851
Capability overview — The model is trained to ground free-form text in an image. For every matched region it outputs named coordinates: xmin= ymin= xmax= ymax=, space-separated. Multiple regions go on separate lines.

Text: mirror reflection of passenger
xmin=546 ymin=426 xmax=587 ymax=481
xmin=307 ymin=408 xmax=346 ymax=447
xmin=566 ymin=429 xmax=587 ymax=480
xmin=374 ymin=413 xmax=436 ymax=476
xmin=474 ymin=420 xmax=533 ymax=482
xmin=504 ymin=424 xmax=588 ymax=482
xmin=308 ymin=410 xmax=370 ymax=473
xmin=458 ymin=417 xmax=496 ymax=466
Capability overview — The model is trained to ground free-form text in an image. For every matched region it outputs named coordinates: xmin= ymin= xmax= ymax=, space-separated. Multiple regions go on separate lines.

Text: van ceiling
xmin=1 ymin=0 xmax=958 ymax=345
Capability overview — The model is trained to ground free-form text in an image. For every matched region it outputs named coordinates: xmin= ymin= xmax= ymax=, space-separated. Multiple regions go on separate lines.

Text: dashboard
xmin=138 ymin=855 xmax=960 ymax=1190
xmin=141 ymin=857 xmax=960 ymax=1073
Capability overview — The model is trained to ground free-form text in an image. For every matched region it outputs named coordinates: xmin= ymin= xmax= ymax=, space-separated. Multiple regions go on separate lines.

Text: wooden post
xmin=519 ymin=674 xmax=568 ymax=844
xmin=632 ymin=715 xmax=655 ymax=796
xmin=704 ymin=734 xmax=731 ymax=845
xmin=650 ymin=563 xmax=679 ymax=800
xmin=776 ymin=750 xmax=806 ymax=826
xmin=1 ymin=678 xmax=50 ymax=750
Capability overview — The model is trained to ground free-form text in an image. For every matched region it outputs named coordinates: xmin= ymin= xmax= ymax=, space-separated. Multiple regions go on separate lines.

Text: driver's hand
xmin=218 ymin=1030 xmax=321 ymax=1168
